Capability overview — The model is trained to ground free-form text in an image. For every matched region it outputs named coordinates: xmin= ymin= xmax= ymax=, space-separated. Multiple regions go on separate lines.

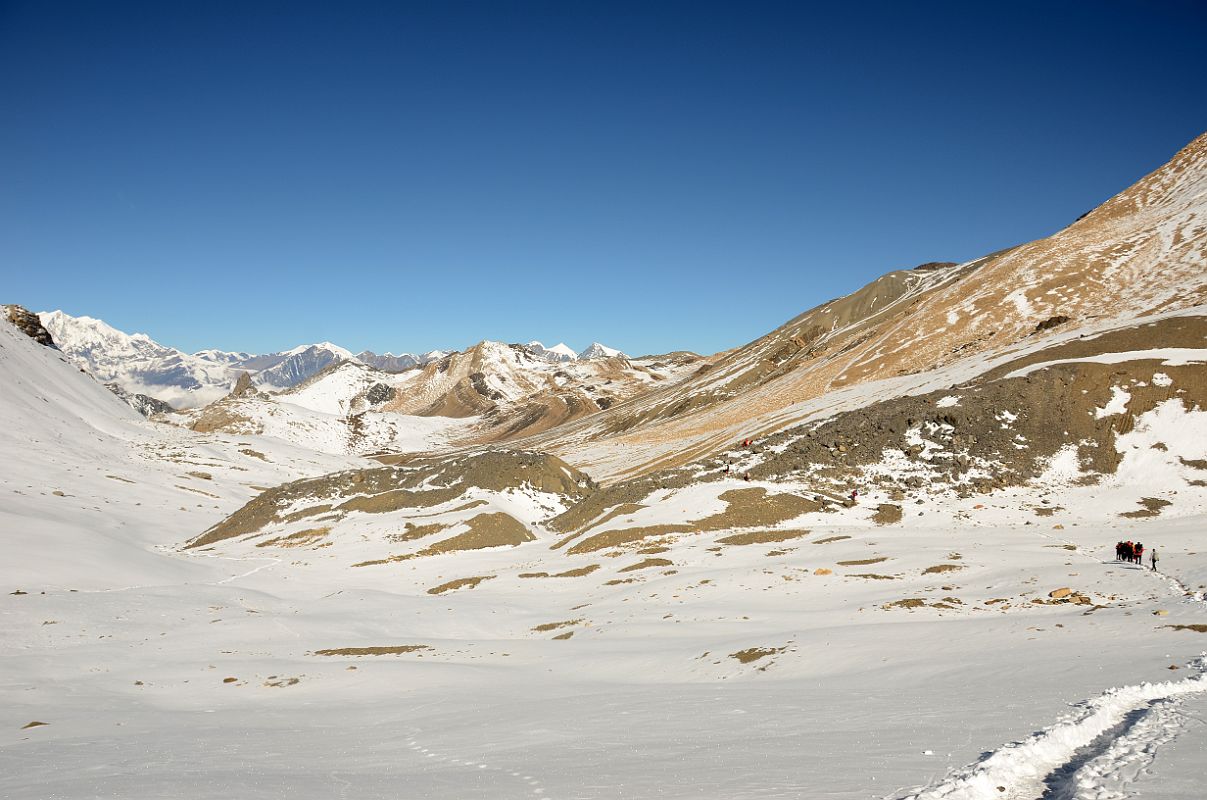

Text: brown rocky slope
xmin=522 ymin=132 xmax=1207 ymax=482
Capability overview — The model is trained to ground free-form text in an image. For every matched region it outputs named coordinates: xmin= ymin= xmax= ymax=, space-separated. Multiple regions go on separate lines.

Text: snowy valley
xmin=3 ymin=132 xmax=1207 ymax=800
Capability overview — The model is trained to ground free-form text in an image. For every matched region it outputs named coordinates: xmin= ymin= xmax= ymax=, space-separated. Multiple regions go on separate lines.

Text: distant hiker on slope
xmin=1134 ymin=542 xmax=1144 ymax=565
xmin=1150 ymin=547 xmax=1159 ymax=571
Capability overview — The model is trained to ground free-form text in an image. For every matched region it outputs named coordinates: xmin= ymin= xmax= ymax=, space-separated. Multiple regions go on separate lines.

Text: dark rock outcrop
xmin=229 ymin=371 xmax=255 ymax=397
xmin=3 ymin=305 xmax=57 ymax=348
xmin=365 ymin=383 xmax=396 ymax=406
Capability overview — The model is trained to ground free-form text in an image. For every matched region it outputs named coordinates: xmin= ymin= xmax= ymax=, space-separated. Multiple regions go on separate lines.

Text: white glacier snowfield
xmin=3 ymin=314 xmax=1207 ymax=800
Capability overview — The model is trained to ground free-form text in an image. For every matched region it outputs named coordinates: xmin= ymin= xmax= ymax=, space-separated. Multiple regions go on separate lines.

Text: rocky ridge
xmin=523 ymin=133 xmax=1207 ymax=482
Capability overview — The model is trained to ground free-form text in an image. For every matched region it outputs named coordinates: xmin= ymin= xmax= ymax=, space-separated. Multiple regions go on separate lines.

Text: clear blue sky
xmin=2 ymin=1 xmax=1204 ymax=357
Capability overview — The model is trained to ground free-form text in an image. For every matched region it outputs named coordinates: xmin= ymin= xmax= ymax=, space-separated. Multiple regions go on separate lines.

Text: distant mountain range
xmin=527 ymin=341 xmax=628 ymax=362
xmin=38 ymin=310 xmax=630 ymax=411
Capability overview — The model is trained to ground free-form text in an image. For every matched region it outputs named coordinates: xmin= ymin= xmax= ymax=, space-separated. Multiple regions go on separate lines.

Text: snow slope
xmin=7 ymin=301 xmax=1207 ymax=798
xmin=4 ymin=384 xmax=1206 ymax=798
xmin=0 ymin=315 xmax=365 ymax=590
xmin=4 ymin=133 xmax=1206 ymax=800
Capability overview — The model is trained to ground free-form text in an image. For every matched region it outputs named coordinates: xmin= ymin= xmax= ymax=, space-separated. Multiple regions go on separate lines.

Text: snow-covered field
xmin=3 ymin=315 xmax=1207 ymax=799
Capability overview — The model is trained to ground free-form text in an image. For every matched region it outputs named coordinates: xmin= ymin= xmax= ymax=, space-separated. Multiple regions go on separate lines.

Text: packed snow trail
xmin=1040 ymin=695 xmax=1201 ymax=800
xmin=891 ymin=656 xmax=1207 ymax=800
xmin=187 ymin=552 xmax=283 ymax=585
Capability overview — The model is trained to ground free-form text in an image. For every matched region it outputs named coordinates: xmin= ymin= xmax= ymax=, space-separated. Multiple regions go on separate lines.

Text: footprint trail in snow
xmin=892 ymin=655 xmax=1207 ymax=800
xmin=405 ymin=729 xmax=549 ymax=798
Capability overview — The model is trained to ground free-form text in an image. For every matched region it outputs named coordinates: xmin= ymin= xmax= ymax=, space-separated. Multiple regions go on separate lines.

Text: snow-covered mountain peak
xmin=283 ymin=341 xmax=357 ymax=360
xmin=579 ymin=342 xmax=627 ymax=360
xmin=36 ymin=311 xmax=377 ymax=408
xmin=192 ymin=348 xmax=254 ymax=364
xmin=40 ymin=310 xmax=173 ymax=360
xmin=254 ymin=343 xmax=360 ymax=389
xmin=526 ymin=341 xmax=579 ymax=362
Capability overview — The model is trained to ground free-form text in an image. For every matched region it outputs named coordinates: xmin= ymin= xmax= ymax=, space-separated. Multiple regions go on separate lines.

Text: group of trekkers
xmin=725 ymin=438 xmax=757 ymax=480
xmin=1116 ymin=540 xmax=1158 ymax=570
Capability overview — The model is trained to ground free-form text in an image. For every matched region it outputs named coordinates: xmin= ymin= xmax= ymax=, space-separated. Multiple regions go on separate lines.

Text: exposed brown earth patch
xmin=190 ymin=404 xmax=263 ymax=435
xmin=729 ymin=646 xmax=787 ymax=664
xmin=578 ymin=503 xmax=648 ymax=535
xmin=1163 ymin=624 xmax=1207 ymax=633
xmin=176 ymin=484 xmax=221 ymax=499
xmin=872 ymin=504 xmax=903 ymax=525
xmin=406 ymin=500 xmax=489 ymax=519
xmin=564 ymin=488 xmax=818 ymax=554
xmin=416 ymin=513 xmax=534 ymax=556
xmin=518 ymin=565 xmax=601 ymax=578
xmin=848 ymin=573 xmax=898 ymax=580
xmin=883 ymin=598 xmax=927 ymax=609
xmin=388 ymin=522 xmax=450 ymax=543
xmin=837 ymin=557 xmax=888 ymax=566
xmin=256 ymin=527 xmax=331 ymax=548
xmin=1120 ymin=497 xmax=1172 ymax=518
xmin=336 ymin=487 xmax=463 ymax=515
xmin=314 ymin=645 xmax=432 ymax=656
xmin=812 ymin=535 xmax=851 ymax=544
xmin=618 ymin=558 xmax=674 ymax=573
xmin=428 ymin=575 xmax=495 ymax=594
xmin=533 ymin=619 xmax=582 ymax=632
xmin=922 ymin=564 xmax=963 ymax=574
xmin=564 ymin=524 xmax=684 ymax=554
xmin=355 ymin=513 xmax=534 ymax=566
xmin=717 ymin=529 xmax=810 ymax=546
xmin=281 ymin=505 xmax=334 ymax=524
